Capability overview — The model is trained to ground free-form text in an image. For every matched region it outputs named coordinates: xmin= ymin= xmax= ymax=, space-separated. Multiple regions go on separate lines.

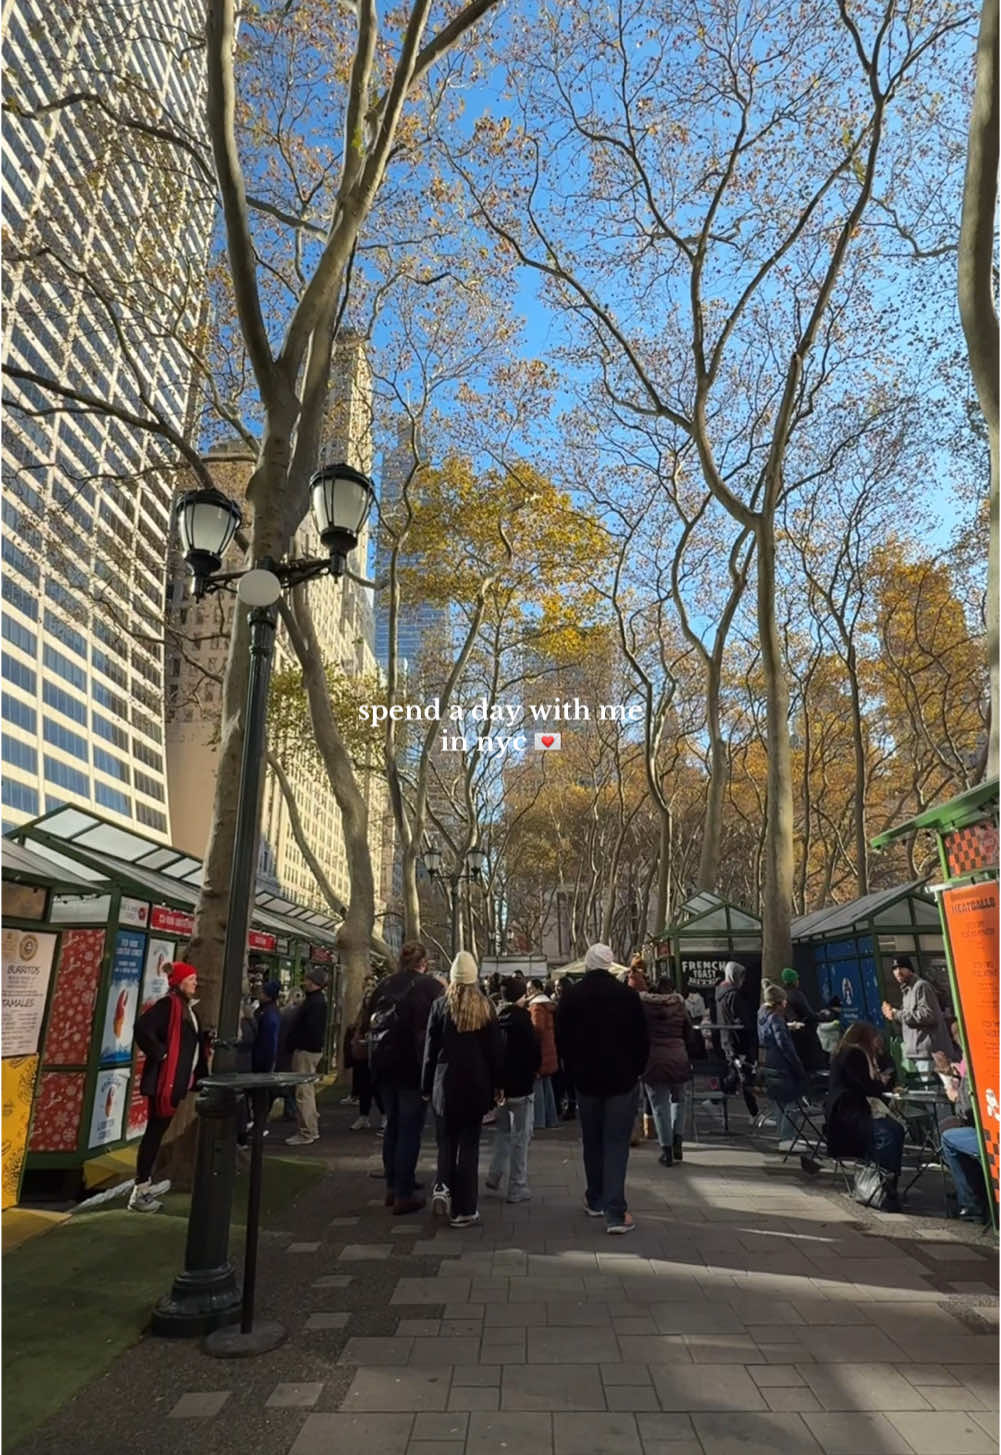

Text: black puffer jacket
xmin=421 ymin=995 xmax=506 ymax=1125
xmin=286 ymin=988 xmax=328 ymax=1054
xmin=497 ymin=1003 xmax=542 ymax=1098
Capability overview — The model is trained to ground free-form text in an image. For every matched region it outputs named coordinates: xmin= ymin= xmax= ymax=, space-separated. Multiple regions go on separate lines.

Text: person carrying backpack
xmin=365 ymin=941 xmax=443 ymax=1214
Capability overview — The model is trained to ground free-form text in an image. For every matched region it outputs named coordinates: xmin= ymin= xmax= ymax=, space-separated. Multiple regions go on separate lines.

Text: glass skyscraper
xmin=1 ymin=1 xmax=213 ymax=838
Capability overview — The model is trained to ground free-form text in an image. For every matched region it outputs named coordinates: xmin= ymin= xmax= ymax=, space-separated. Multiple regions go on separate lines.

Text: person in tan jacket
xmin=527 ymin=979 xmax=558 ymax=1129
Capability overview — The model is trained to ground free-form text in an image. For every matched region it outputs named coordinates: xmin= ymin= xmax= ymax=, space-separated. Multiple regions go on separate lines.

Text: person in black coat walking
xmin=555 ymin=943 xmax=649 ymax=1234
xmin=422 ymin=951 xmax=505 ymax=1227
xmin=130 ymin=961 xmax=211 ymax=1212
xmin=486 ymin=975 xmax=541 ymax=1202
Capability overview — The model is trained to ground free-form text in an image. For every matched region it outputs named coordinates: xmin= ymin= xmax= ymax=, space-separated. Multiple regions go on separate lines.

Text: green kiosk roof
xmin=872 ymin=779 xmax=999 ymax=849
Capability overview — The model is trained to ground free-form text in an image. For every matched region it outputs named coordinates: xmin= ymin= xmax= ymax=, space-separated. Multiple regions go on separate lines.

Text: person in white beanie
xmin=554 ymin=943 xmax=649 ymax=1234
xmin=422 ymin=951 xmax=505 ymax=1227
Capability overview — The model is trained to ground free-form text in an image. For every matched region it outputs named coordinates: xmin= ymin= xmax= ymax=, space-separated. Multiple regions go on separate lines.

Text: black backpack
xmin=367 ymin=978 xmax=415 ymax=1082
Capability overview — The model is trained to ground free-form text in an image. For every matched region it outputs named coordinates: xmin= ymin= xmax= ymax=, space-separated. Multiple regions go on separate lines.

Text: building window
xmin=43 ymin=644 xmax=87 ymax=691
xmin=95 ymin=782 xmax=130 ymax=816
xmin=94 ymin=747 xmax=130 ymax=782
xmin=45 ymin=795 xmax=68 ymax=812
xmin=42 ymin=680 xmax=87 ymax=725
xmin=1 ymin=537 xmax=39 ymax=586
xmin=136 ymin=801 xmax=168 ymax=833
xmin=92 ymin=712 xmax=130 ymax=750
xmin=2 ymin=734 xmax=37 ymax=774
xmin=93 ymin=681 xmax=130 ymax=719
xmin=44 ymin=756 xmax=89 ymax=796
xmin=3 ymin=657 xmax=36 ymax=694
xmin=43 ymin=718 xmax=89 ymax=760
xmin=134 ymin=768 xmax=165 ymax=801
xmin=1 ymin=616 xmax=36 ymax=654
xmin=1 ymin=694 xmax=36 ymax=733
xmin=132 ymin=708 xmax=163 ymax=745
xmin=92 ymin=647 xmax=129 ymax=691
xmin=43 ymin=610 xmax=86 ymax=659
xmin=2 ymin=779 xmax=39 ymax=815
xmin=2 ymin=575 xmax=40 ymax=622
xmin=133 ymin=739 xmax=164 ymax=772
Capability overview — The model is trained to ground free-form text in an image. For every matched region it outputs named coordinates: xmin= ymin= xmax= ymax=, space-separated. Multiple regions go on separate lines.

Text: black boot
xmin=672 ymin=1135 xmax=683 ymax=1163
xmin=882 ymin=1174 xmax=902 ymax=1213
xmin=658 ymin=1145 xmax=674 ymax=1166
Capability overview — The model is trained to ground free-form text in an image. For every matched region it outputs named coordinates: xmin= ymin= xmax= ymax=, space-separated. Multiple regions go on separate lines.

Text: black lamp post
xmin=422 ymin=842 xmax=485 ymax=957
xmin=152 ymin=462 xmax=374 ymax=1343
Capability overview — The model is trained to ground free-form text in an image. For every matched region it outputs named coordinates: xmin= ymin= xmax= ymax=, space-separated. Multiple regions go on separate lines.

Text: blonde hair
xmin=762 ymin=984 xmax=787 ymax=1010
xmin=445 ymin=981 xmax=495 ymax=1033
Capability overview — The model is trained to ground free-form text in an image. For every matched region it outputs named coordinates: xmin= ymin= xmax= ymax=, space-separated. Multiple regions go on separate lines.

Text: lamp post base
xmin=151 ymin=1267 xmax=242 ymax=1339
xmin=203 ymin=1320 xmax=287 ymax=1357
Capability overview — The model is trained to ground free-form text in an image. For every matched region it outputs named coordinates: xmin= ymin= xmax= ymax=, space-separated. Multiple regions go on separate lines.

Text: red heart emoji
xmin=541 ymin=735 xmax=554 ymax=747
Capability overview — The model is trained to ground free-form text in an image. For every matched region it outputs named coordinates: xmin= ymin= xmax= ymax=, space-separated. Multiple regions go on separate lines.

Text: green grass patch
xmin=2 ymin=1155 xmax=325 ymax=1452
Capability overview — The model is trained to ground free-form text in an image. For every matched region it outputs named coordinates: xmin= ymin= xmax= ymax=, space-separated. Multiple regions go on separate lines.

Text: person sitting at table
xmin=936 ymin=1027 xmax=990 ymax=1222
xmin=825 ymin=1021 xmax=904 ymax=1212
xmin=757 ymin=985 xmax=809 ymax=1150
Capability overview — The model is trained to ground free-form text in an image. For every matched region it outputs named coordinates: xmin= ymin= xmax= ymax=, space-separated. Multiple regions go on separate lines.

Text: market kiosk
xmin=3 ymin=807 xmax=342 ymax=1203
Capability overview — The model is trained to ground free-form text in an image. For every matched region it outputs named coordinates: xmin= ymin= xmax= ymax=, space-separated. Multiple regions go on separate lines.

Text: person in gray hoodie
xmin=881 ymin=957 xmax=952 ymax=1076
xmin=716 ymin=961 xmax=759 ymax=1117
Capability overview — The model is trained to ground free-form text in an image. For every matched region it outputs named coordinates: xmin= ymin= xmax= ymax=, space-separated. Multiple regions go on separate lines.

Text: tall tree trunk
xmin=697 ymin=676 xmax=727 ymax=891
xmin=757 ymin=519 xmax=794 ymax=976
xmin=654 ymin=807 xmax=671 ymax=932
xmin=846 ymin=646 xmax=869 ymax=896
xmin=958 ymin=0 xmax=1000 ymax=781
xmin=285 ymin=592 xmax=374 ymax=1040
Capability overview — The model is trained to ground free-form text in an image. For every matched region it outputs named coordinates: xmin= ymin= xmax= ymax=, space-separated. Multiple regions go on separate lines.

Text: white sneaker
xmin=431 ymin=1183 xmax=452 ymax=1219
xmin=286 ymin=1133 xmax=318 ymax=1146
xmin=777 ymin=1137 xmax=808 ymax=1152
xmin=350 ymin=1116 xmax=369 ymax=1131
xmin=449 ymin=1211 xmax=481 ymax=1227
xmin=127 ymin=1181 xmax=161 ymax=1213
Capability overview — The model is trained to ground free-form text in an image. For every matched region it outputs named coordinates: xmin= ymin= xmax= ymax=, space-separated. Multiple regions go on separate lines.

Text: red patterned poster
xmin=127 ymin=1057 xmax=148 ymax=1139
xmin=28 ymin=1070 xmax=85 ymax=1151
xmin=42 ymin=930 xmax=106 ymax=1066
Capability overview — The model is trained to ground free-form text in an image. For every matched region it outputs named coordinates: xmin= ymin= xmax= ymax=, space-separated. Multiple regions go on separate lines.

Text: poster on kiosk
xmin=99 ymin=931 xmax=144 ymax=1065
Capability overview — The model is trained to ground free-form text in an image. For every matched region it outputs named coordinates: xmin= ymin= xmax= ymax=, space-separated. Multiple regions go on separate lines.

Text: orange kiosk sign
xmin=941 ymin=881 xmax=1000 ymax=1211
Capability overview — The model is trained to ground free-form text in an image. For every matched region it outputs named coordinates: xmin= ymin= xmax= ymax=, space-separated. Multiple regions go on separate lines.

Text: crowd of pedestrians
xmin=129 ymin=942 xmax=988 ymax=1232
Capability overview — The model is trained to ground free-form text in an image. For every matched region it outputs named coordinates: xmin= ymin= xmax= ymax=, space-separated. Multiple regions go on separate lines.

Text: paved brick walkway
xmin=16 ymin=1100 xmax=999 ymax=1455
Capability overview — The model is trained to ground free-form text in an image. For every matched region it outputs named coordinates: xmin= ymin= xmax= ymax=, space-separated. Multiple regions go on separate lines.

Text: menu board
xmin=88 ymin=1067 xmax=130 ymax=1148
xmin=2 ymin=928 xmax=57 ymax=1056
xmin=99 ymin=930 xmax=145 ymax=1065
xmin=2 ymin=1054 xmax=40 ymax=1208
xmin=942 ymin=881 xmax=1000 ymax=1211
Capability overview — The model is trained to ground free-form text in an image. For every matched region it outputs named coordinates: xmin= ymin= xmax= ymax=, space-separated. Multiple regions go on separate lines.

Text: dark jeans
xmin=553 ymin=1064 xmax=576 ymax=1116
xmin=577 ymin=1086 xmax=637 ymax=1225
xmin=867 ymin=1114 xmax=905 ymax=1175
xmin=379 ymin=1083 xmax=427 ymax=1197
xmin=941 ymin=1125 xmax=987 ymax=1213
xmin=435 ymin=1115 xmax=483 ymax=1217
xmin=137 ymin=1106 xmax=173 ymax=1183
xmin=357 ymin=1061 xmax=382 ymax=1119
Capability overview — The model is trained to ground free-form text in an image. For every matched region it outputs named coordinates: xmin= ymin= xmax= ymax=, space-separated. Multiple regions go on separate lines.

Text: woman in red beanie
xmin=129 ymin=962 xmax=211 ymax=1212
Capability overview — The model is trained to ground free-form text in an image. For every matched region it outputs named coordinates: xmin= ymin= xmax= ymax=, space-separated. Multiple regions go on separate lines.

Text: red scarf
xmin=154 ymin=990 xmax=186 ymax=1119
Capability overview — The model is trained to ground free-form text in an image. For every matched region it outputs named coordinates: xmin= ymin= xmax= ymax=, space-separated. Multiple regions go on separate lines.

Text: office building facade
xmin=1 ymin=1 xmax=212 ymax=837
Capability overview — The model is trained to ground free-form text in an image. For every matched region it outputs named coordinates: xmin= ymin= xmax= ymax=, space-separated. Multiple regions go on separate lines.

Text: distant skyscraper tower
xmin=373 ymin=419 xmax=450 ymax=676
xmin=1 ymin=3 xmax=212 ymax=838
